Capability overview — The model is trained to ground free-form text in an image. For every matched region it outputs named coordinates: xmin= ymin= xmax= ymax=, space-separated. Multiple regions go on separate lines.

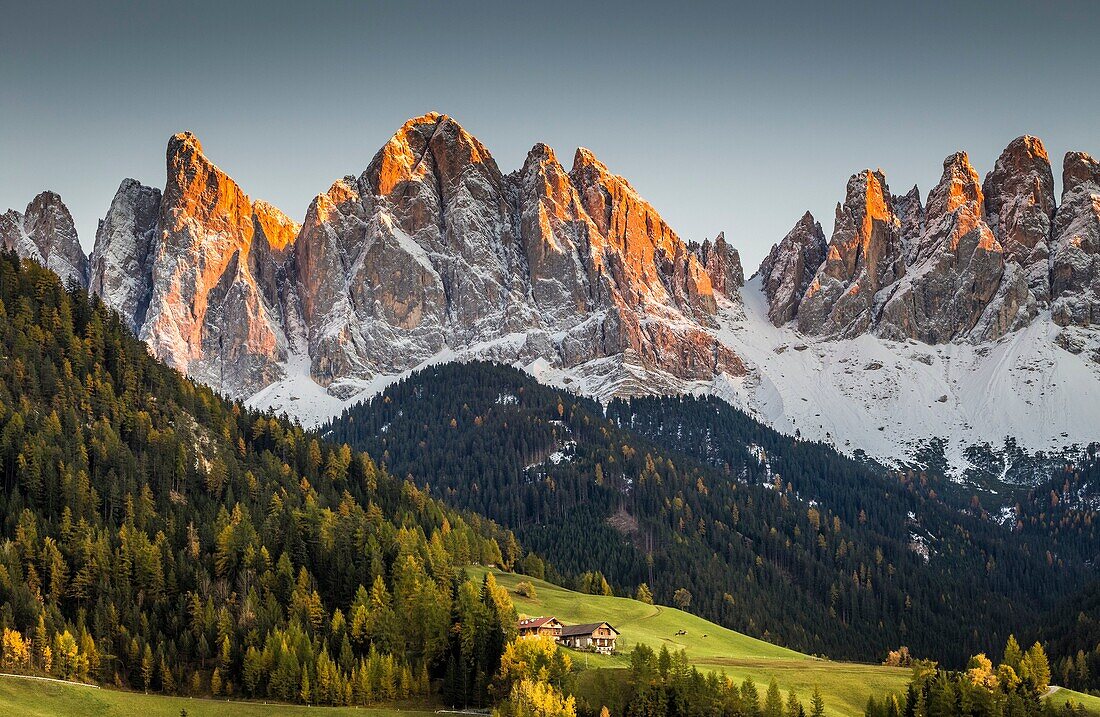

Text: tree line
xmin=0 ymin=251 xmax=522 ymax=706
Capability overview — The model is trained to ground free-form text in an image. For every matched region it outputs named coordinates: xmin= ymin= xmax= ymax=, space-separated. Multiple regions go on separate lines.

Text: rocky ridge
xmin=758 ymin=136 xmax=1098 ymax=352
xmin=1 ymin=191 xmax=89 ymax=287
xmin=7 ymin=120 xmax=1100 ymax=468
xmin=57 ymin=114 xmax=743 ymax=403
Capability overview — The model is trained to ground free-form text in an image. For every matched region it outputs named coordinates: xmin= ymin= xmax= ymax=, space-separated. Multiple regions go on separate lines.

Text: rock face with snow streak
xmin=758 ymin=211 xmax=826 ymax=326
xmin=797 ymin=170 xmax=905 ymax=338
xmin=89 ymin=132 xmax=302 ymax=395
xmin=1051 ymin=151 xmax=1100 ymax=327
xmin=89 ymin=179 xmax=162 ymax=333
xmin=1 ymin=191 xmax=89 ymax=288
xmin=695 ymin=232 xmax=744 ymax=298
xmin=12 ymin=120 xmax=1100 ymax=467
xmin=292 ymin=113 xmax=744 ymax=395
xmin=878 ymin=152 xmax=1034 ymax=343
xmin=779 ymin=139 xmax=1069 ymax=345
xmin=892 ymin=186 xmax=925 ymax=260
xmin=982 ymin=135 xmax=1056 ymax=305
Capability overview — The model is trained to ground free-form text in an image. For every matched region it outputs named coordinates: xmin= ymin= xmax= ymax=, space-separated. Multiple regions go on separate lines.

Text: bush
xmin=516 ymin=581 xmax=537 ymax=599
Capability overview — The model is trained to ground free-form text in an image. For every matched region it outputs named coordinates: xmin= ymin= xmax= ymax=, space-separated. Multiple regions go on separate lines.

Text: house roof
xmin=559 ymin=622 xmax=619 ymax=637
xmin=518 ymin=616 xmax=560 ymax=629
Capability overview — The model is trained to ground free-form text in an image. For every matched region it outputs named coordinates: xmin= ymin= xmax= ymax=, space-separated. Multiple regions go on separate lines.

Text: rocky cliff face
xmin=292 ymin=113 xmax=743 ymax=396
xmin=878 ymin=152 xmax=1034 ymax=344
xmin=78 ymin=114 xmax=743 ymax=400
xmin=90 ymin=179 xmax=162 ymax=333
xmin=87 ymin=132 xmax=301 ymax=394
xmin=982 ymin=136 xmax=1055 ymax=305
xmin=797 ymin=170 xmax=906 ymax=338
xmin=758 ymin=211 xmax=826 ymax=326
xmin=1051 ymin=151 xmax=1100 ymax=328
xmin=763 ymin=136 xmax=1074 ymax=346
xmin=1 ymin=191 xmax=89 ymax=288
xmin=9 ymin=121 xmax=1100 ymax=464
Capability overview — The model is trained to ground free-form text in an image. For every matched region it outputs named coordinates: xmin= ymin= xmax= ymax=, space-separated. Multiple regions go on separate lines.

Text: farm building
xmin=517 ymin=616 xmax=564 ymax=638
xmin=557 ymin=622 xmax=619 ymax=654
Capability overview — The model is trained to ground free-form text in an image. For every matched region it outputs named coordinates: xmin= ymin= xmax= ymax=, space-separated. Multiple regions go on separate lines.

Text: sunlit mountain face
xmin=6 ymin=119 xmax=1100 ymax=475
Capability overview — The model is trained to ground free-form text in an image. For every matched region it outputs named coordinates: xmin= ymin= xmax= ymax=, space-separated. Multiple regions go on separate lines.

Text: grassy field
xmin=468 ymin=566 xmax=912 ymax=716
xmin=4 ymin=567 xmax=1093 ymax=717
xmin=471 ymin=567 xmax=1100 ymax=717
xmin=0 ymin=675 xmax=437 ymax=717
xmin=1049 ymin=687 xmax=1100 ymax=714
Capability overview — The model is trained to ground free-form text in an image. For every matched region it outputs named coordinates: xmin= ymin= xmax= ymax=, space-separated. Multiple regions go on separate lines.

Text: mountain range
xmin=5 ymin=113 xmax=1100 ymax=471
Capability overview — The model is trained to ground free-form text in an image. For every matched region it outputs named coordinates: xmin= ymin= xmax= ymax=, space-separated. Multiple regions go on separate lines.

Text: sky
xmin=2 ymin=0 xmax=1098 ymax=270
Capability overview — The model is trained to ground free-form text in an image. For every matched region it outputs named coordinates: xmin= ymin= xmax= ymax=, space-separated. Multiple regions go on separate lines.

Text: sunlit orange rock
xmin=797 ymin=170 xmax=905 ymax=337
xmin=879 ymin=152 xmax=1033 ymax=343
xmin=131 ymin=132 xmax=299 ymax=394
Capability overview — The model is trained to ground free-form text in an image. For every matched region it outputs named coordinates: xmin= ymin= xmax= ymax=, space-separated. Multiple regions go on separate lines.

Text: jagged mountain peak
xmin=1 ymin=189 xmax=89 ymax=288
xmin=1051 ymin=150 xmax=1100 ymax=327
xmin=251 ymin=199 xmax=300 ymax=253
xmin=89 ymin=178 xmax=162 ymax=332
xmin=926 ymin=151 xmax=983 ymax=223
xmin=569 ymin=146 xmax=639 ymax=193
xmin=526 ymin=141 xmax=556 ymax=160
xmin=10 ymin=123 xmax=1100 ymax=471
xmin=370 ymin=113 xmax=496 ymax=175
xmin=571 ymin=146 xmax=603 ymax=170
xmin=983 ymin=135 xmax=1055 ymax=304
xmin=168 ymin=130 xmax=203 ymax=154
xmin=1062 ymin=150 xmax=1100 ymax=195
xmin=758 ymin=210 xmax=827 ymax=327
xmin=796 ymin=167 xmax=903 ymax=338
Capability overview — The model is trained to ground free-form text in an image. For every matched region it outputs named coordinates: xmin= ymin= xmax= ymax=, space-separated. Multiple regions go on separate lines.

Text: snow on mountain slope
xmin=249 ymin=273 xmax=1100 ymax=473
xmin=11 ymin=119 xmax=1099 ymax=475
xmin=710 ymin=276 xmax=1100 ymax=470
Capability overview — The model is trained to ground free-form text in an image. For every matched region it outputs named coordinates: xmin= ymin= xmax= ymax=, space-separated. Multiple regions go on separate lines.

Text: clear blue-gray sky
xmin=2 ymin=0 xmax=1097 ymax=270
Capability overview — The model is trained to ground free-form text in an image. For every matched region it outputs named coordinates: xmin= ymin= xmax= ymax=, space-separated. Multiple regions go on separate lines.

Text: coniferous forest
xmin=325 ymin=362 xmax=1098 ymax=667
xmin=0 ymin=249 xmax=1097 ymax=716
xmin=0 ymin=252 xmax=521 ymax=706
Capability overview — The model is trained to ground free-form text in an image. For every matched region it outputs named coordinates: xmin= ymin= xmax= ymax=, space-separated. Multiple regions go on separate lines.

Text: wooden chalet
xmin=517 ymin=616 xmax=564 ymax=638
xmin=557 ymin=621 xmax=619 ymax=654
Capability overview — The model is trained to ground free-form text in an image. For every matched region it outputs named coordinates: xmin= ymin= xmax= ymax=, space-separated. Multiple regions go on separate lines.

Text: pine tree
xmin=141 ymin=644 xmax=155 ymax=692
xmin=787 ymin=687 xmax=803 ymax=717
xmin=764 ymin=678 xmax=784 ymax=717
xmin=300 ymin=670 xmax=311 ymax=704
xmin=810 ymin=685 xmax=826 ymax=717
xmin=1024 ymin=643 xmax=1050 ymax=692
xmin=1004 ymin=635 xmax=1023 ymax=673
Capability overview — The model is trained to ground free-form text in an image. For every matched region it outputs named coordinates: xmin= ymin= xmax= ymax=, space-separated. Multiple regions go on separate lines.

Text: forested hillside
xmin=0 ymin=252 xmax=522 ymax=707
xmin=325 ymin=362 xmax=1095 ymax=666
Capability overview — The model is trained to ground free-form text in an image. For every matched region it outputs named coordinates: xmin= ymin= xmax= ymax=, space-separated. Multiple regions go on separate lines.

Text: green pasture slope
xmin=470 ymin=567 xmax=1097 ymax=717
xmin=468 ymin=566 xmax=910 ymax=716
xmin=0 ymin=676 xmax=436 ymax=717
xmin=2 ymin=568 xmax=1093 ymax=717
xmin=1049 ymin=688 xmax=1100 ymax=714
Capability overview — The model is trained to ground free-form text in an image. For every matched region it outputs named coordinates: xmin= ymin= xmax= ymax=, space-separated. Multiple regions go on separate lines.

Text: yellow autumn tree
xmin=495 ymin=635 xmax=572 ymax=698
xmin=1 ymin=628 xmax=30 ymax=669
xmin=965 ymin=653 xmax=998 ymax=689
xmin=494 ymin=678 xmax=576 ymax=717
